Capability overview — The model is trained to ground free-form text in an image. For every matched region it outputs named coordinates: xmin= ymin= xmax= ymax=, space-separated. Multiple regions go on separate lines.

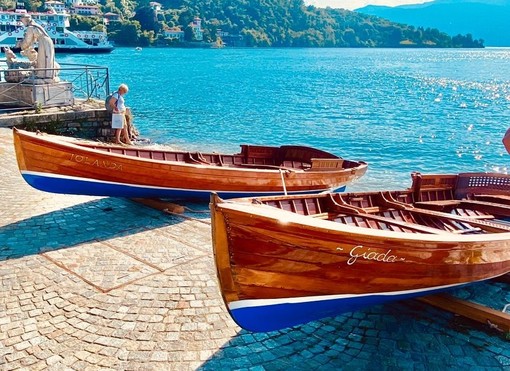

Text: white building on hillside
xmin=190 ymin=17 xmax=203 ymax=41
xmin=71 ymin=4 xmax=100 ymax=16
xmin=164 ymin=26 xmax=184 ymax=41
xmin=44 ymin=1 xmax=66 ymax=14
xmin=149 ymin=2 xmax=162 ymax=12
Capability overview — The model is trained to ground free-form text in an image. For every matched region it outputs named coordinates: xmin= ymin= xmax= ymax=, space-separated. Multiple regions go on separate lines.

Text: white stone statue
xmin=3 ymin=46 xmax=34 ymax=83
xmin=21 ymin=47 xmax=38 ymax=64
xmin=15 ymin=14 xmax=60 ymax=82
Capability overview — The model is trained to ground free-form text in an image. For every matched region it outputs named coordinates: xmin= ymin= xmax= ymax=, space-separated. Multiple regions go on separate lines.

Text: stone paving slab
xmin=44 ymin=241 xmax=161 ymax=292
xmin=0 ymin=127 xmax=509 ymax=370
xmin=104 ymin=228 xmax=209 ymax=271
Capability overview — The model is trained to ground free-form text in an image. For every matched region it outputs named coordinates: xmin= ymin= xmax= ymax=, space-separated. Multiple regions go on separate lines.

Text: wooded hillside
xmin=7 ymin=0 xmax=484 ymax=48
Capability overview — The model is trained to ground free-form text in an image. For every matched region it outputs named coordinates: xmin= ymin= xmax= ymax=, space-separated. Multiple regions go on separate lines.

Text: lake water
xmin=59 ymin=47 xmax=510 ymax=192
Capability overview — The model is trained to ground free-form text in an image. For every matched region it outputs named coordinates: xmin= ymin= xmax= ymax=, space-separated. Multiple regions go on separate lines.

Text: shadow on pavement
xmin=200 ymin=299 xmax=510 ymax=369
xmin=0 ymin=197 xmax=186 ymax=261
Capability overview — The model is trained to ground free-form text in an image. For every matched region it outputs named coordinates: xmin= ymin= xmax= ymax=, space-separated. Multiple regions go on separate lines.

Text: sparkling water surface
xmin=59 ymin=47 xmax=510 ymax=191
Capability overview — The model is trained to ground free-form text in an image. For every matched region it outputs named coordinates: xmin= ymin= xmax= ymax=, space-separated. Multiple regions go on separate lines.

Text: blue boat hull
xmin=227 ymin=281 xmax=479 ymax=332
xmin=21 ymin=171 xmax=346 ymax=199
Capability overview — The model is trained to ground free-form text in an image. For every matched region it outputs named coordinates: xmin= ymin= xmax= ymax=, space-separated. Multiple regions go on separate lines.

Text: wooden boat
xmin=12 ymin=128 xmax=367 ymax=199
xmin=211 ymin=172 xmax=510 ymax=332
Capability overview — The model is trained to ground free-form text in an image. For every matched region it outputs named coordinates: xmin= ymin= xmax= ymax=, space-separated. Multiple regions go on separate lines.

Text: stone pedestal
xmin=0 ymin=81 xmax=74 ymax=108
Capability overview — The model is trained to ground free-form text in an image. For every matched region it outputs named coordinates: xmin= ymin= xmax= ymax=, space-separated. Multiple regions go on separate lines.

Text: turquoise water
xmin=59 ymin=47 xmax=510 ymax=191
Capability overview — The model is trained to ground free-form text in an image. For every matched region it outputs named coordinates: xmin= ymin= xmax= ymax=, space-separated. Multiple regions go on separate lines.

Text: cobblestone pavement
xmin=0 ymin=127 xmax=509 ymax=370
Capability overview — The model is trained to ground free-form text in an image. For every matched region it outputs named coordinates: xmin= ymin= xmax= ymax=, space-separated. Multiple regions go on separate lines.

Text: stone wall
xmin=0 ymin=100 xmax=117 ymax=142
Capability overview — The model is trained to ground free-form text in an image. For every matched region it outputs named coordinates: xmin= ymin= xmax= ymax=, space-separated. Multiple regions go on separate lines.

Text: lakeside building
xmin=216 ymin=28 xmax=245 ymax=47
xmin=103 ymin=12 xmax=120 ymax=24
xmin=70 ymin=4 xmax=100 ymax=16
xmin=45 ymin=1 xmax=67 ymax=14
xmin=163 ymin=26 xmax=184 ymax=42
xmin=190 ymin=17 xmax=203 ymax=42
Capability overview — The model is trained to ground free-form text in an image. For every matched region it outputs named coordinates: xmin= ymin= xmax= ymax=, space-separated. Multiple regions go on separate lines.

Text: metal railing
xmin=0 ymin=61 xmax=110 ymax=112
xmin=58 ymin=63 xmax=110 ymax=101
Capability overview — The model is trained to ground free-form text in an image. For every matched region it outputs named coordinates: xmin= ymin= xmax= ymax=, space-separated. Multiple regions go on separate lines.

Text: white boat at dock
xmin=0 ymin=7 xmax=113 ymax=54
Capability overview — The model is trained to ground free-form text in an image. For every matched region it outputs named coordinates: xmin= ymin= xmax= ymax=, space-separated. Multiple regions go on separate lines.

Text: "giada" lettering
xmin=336 ymin=245 xmax=405 ymax=266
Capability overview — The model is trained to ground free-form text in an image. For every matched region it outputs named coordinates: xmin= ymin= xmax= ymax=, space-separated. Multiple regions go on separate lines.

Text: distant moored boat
xmin=0 ymin=7 xmax=114 ymax=54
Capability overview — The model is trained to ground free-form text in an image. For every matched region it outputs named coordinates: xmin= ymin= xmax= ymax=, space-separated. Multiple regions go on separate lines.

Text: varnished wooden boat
xmin=211 ymin=172 xmax=510 ymax=332
xmin=12 ymin=128 xmax=367 ymax=198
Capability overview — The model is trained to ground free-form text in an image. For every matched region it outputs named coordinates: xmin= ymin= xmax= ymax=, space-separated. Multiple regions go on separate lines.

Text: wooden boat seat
xmin=414 ymin=200 xmax=493 ymax=219
xmin=474 ymin=194 xmax=510 ymax=205
xmin=378 ymin=191 xmax=510 ymax=233
xmin=198 ymin=153 xmax=223 ymax=165
xmin=310 ymin=158 xmax=344 ymax=170
xmin=416 ymin=198 xmax=510 ymax=220
xmin=415 ymin=200 xmax=460 ymax=207
xmin=334 ymin=194 xmax=381 ymax=211
xmin=326 ymin=194 xmax=450 ymax=234
xmin=280 ymin=160 xmax=311 ymax=170
xmin=186 ymin=152 xmax=210 ymax=165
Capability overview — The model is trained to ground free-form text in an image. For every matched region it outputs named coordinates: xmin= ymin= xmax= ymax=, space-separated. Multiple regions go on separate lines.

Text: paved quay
xmin=0 ymin=127 xmax=509 ymax=370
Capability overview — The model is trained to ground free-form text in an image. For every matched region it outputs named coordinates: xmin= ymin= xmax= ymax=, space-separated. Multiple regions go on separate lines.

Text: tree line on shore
xmin=10 ymin=0 xmax=484 ymax=48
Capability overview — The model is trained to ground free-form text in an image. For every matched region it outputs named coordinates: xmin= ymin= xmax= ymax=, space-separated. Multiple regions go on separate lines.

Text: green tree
xmin=0 ymin=0 xmax=14 ymax=9
xmin=138 ymin=30 xmax=155 ymax=46
xmin=133 ymin=5 xmax=159 ymax=32
xmin=70 ymin=15 xmax=103 ymax=32
xmin=108 ymin=21 xmax=140 ymax=46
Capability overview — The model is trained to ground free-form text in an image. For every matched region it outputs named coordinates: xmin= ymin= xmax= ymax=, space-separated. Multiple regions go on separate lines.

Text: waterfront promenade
xmin=0 ymin=127 xmax=509 ymax=370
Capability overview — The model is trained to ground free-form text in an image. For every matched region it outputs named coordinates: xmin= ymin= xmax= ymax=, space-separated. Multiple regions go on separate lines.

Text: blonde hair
xmin=118 ymin=84 xmax=129 ymax=94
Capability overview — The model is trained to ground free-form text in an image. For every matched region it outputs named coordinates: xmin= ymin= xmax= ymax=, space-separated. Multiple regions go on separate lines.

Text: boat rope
xmin=486 ymin=319 xmax=504 ymax=333
xmin=279 ymin=169 xmax=288 ymax=195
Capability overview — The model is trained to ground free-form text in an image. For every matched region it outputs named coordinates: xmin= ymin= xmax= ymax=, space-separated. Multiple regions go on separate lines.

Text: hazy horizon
xmin=304 ymin=0 xmax=434 ymax=10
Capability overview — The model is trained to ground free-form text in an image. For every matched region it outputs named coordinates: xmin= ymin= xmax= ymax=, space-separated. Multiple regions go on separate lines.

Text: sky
xmin=304 ymin=1 xmax=434 ymax=10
